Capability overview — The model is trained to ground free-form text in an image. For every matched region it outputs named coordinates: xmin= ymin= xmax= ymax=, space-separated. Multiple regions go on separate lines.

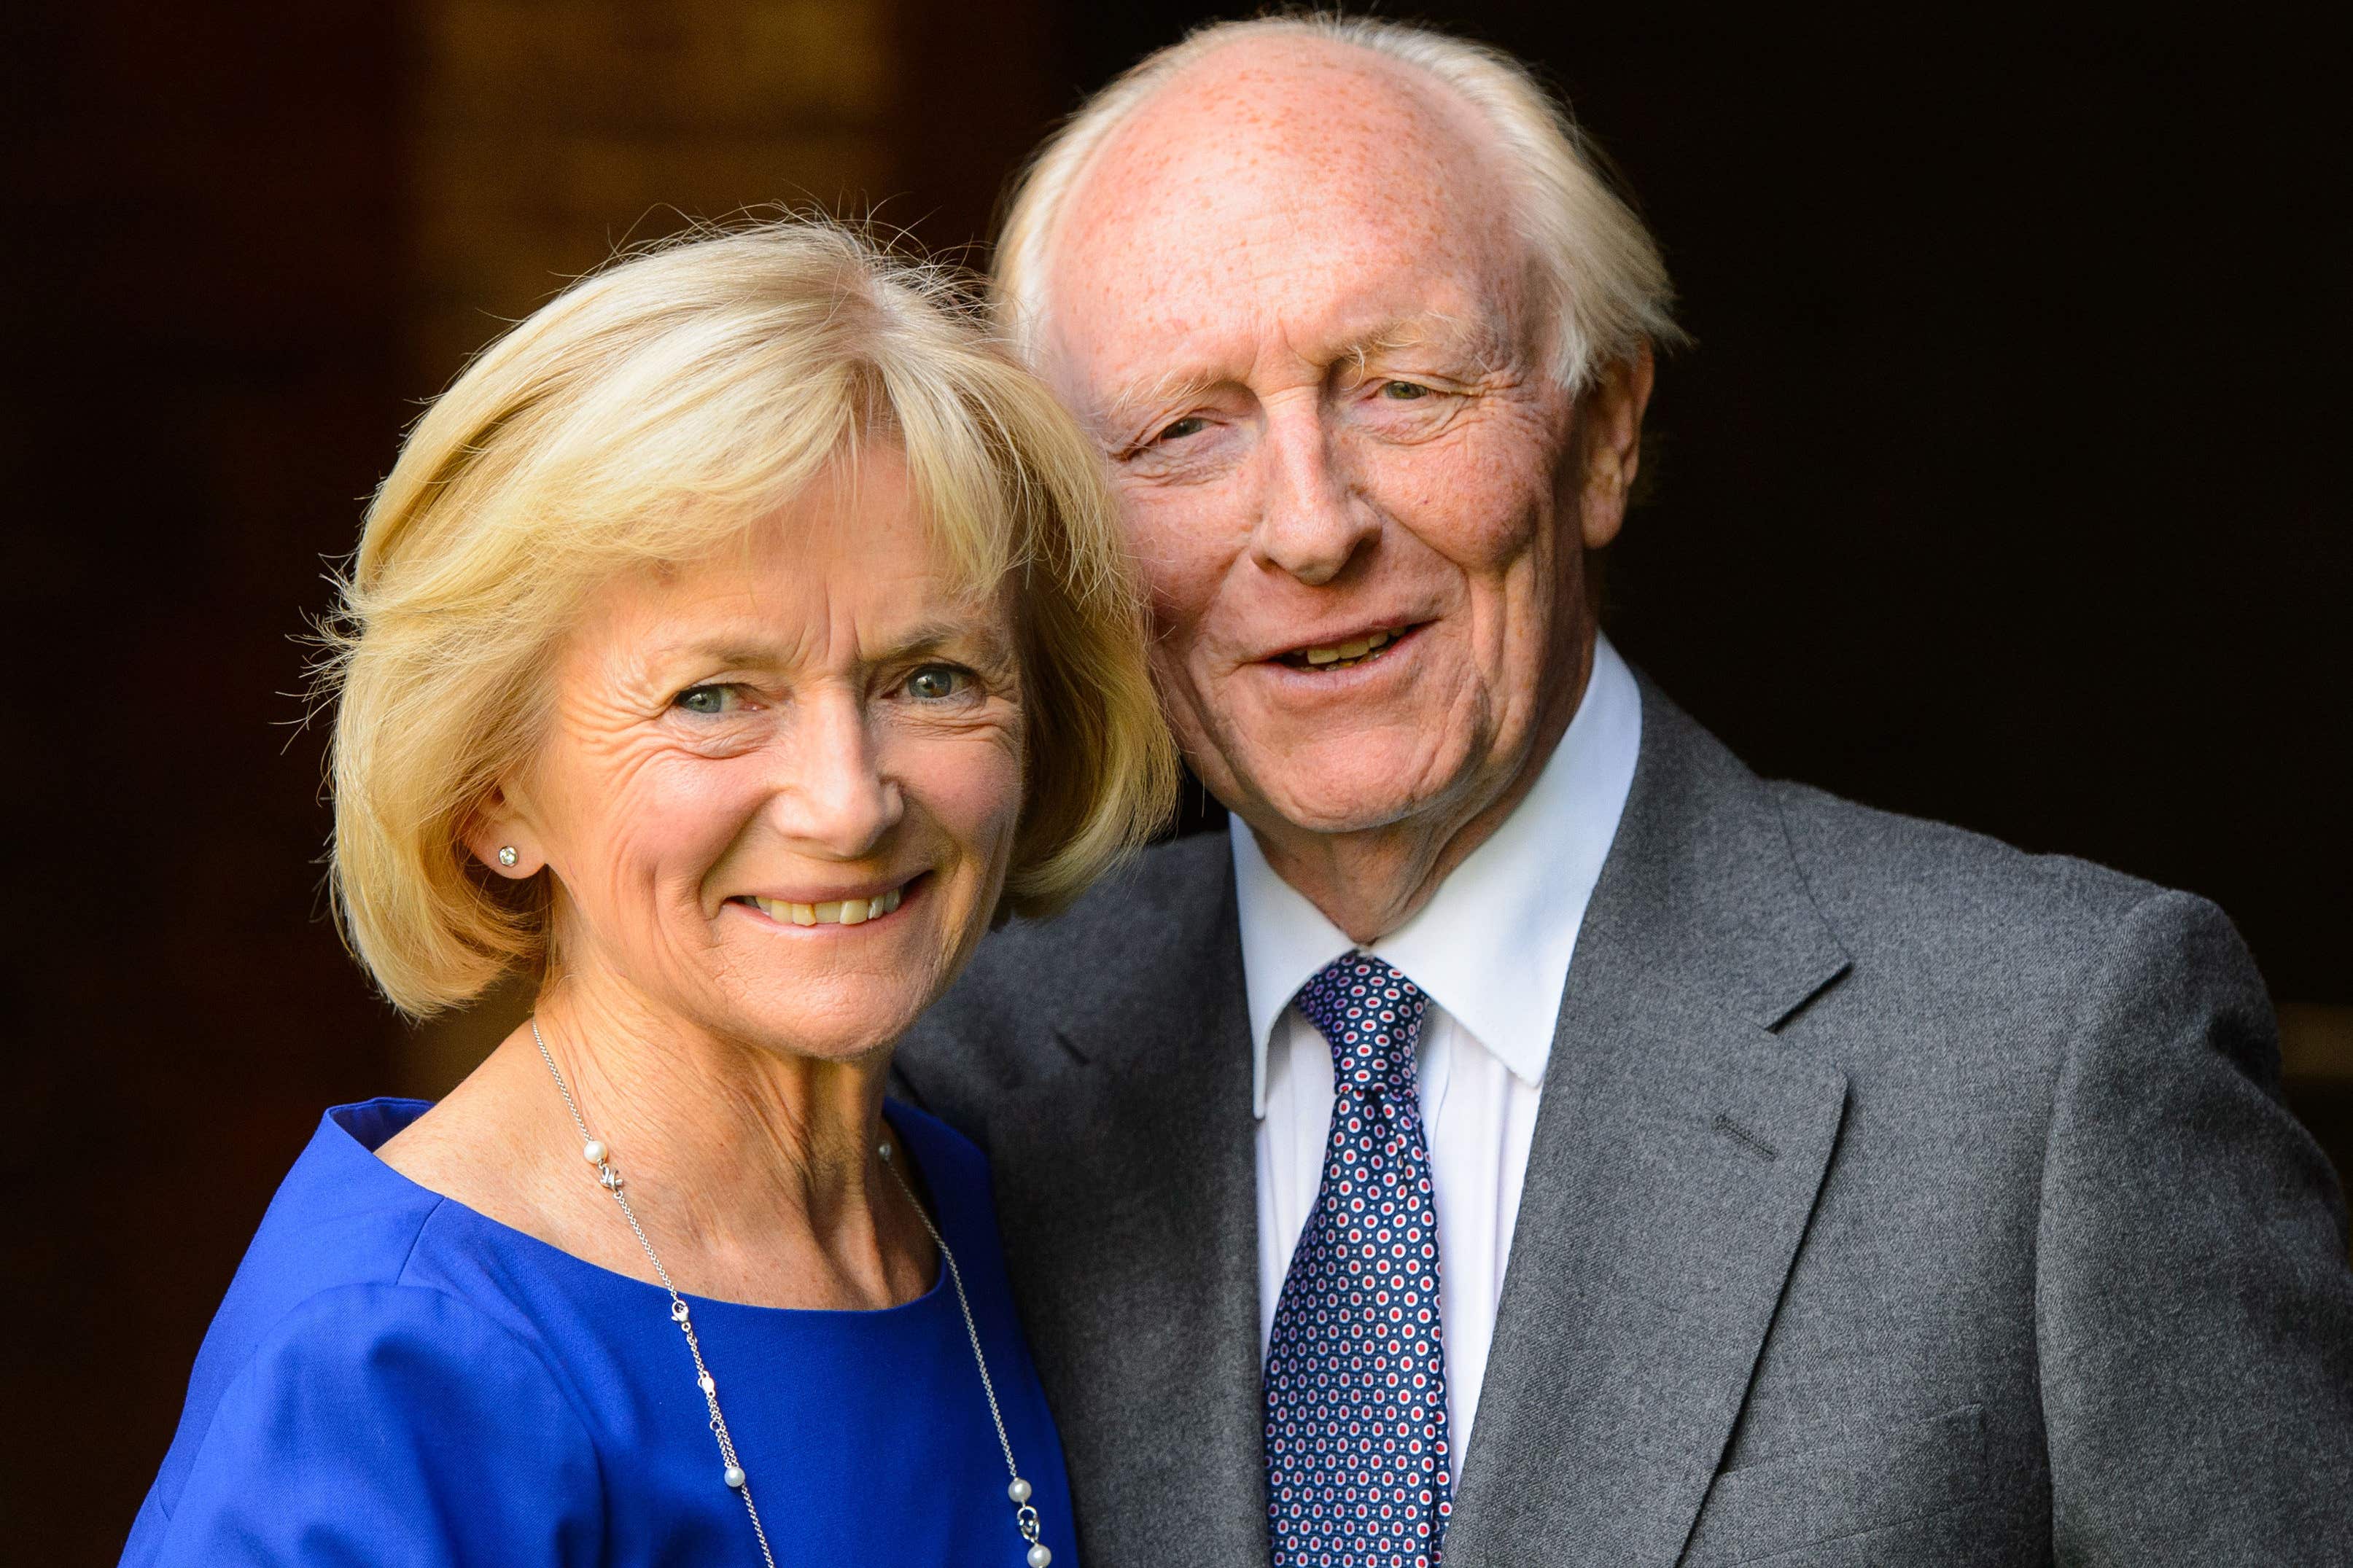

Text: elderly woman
xmin=122 ymin=220 xmax=1171 ymax=1567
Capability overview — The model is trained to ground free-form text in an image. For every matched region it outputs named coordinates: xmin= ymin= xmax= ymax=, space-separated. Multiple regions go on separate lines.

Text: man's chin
xmin=1237 ymin=758 xmax=1468 ymax=842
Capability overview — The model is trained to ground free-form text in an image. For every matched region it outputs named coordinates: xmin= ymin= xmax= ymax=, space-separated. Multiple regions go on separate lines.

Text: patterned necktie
xmin=1265 ymin=953 xmax=1454 ymax=1568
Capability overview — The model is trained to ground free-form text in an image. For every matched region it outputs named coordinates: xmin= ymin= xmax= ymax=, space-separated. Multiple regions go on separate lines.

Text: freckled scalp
xmin=1046 ymin=39 xmax=1531 ymax=379
xmin=994 ymin=15 xmax=1681 ymax=393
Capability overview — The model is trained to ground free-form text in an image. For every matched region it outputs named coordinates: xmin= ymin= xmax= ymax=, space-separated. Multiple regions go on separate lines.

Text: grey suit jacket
xmin=895 ymin=681 xmax=2353 ymax=1567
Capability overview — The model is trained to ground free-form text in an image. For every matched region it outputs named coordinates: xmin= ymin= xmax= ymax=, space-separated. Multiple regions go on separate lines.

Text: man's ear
xmin=462 ymin=785 xmax=543 ymax=878
xmin=1576 ymin=344 xmax=1657 ymax=552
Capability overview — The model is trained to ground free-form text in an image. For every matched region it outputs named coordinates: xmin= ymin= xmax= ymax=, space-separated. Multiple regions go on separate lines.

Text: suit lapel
xmin=1444 ymin=687 xmax=1853 ymax=1568
xmin=983 ymin=863 xmax=1271 ymax=1568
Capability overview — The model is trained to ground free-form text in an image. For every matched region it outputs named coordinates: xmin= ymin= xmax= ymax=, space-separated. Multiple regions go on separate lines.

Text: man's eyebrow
xmin=1336 ymin=310 xmax=1514 ymax=373
xmin=1096 ymin=366 xmax=1224 ymax=443
xmin=1094 ymin=311 xmax=1519 ymax=437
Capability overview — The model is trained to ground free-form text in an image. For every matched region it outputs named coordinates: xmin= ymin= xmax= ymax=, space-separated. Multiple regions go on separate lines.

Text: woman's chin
xmin=694 ymin=875 xmax=977 ymax=1053
xmin=711 ymin=973 xmax=945 ymax=1066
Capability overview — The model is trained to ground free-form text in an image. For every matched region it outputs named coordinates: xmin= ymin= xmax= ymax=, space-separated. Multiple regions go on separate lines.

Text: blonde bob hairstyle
xmin=994 ymin=13 xmax=1685 ymax=391
xmin=320 ymin=218 xmax=1175 ymax=1018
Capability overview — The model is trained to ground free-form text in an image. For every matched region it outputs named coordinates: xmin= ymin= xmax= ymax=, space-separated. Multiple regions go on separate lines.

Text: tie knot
xmin=1295 ymin=953 xmax=1430 ymax=1092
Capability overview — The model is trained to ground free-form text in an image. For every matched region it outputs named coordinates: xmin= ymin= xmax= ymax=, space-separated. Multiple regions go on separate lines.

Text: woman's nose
xmin=771 ymin=697 xmax=903 ymax=857
xmin=1248 ymin=401 xmax=1379 ymax=587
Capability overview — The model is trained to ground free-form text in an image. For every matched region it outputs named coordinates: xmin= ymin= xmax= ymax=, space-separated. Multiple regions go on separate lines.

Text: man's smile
xmin=1267 ymin=620 xmax=1428 ymax=672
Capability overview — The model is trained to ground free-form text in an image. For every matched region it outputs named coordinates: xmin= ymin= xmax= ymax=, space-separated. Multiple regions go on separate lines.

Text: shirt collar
xmin=1231 ymin=634 xmax=1643 ymax=1117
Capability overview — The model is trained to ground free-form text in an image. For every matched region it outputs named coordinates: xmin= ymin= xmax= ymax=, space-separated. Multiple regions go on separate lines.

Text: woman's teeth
xmin=1293 ymin=628 xmax=1395 ymax=671
xmin=747 ymin=886 xmax=904 ymax=926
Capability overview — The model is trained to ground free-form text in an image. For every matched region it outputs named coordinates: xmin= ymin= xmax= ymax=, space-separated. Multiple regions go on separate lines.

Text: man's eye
xmin=1154 ymin=415 xmax=1209 ymax=443
xmin=672 ymin=684 xmax=736 ymax=716
xmin=905 ymin=665 xmax=968 ymax=701
xmin=1380 ymin=381 xmax=1431 ymax=400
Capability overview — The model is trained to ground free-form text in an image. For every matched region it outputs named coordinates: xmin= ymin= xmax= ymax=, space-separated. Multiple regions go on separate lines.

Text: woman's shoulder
xmin=192 ymin=1099 xmax=477 ymax=1346
xmin=165 ymin=1096 xmax=585 ymax=1403
xmin=125 ymin=1100 xmax=603 ymax=1564
xmin=126 ymin=1274 xmax=601 ymax=1566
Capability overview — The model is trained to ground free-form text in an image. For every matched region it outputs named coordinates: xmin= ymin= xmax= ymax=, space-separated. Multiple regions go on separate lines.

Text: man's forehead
xmin=1041 ymin=39 xmax=1527 ymax=399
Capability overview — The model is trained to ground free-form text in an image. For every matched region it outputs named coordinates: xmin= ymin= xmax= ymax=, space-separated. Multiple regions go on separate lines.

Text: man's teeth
xmin=1299 ymin=629 xmax=1393 ymax=668
xmin=748 ymin=886 xmax=905 ymax=926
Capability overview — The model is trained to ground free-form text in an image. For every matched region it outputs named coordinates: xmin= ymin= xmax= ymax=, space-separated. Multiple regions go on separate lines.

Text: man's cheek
xmin=1451 ymin=405 xmax=1569 ymax=543
xmin=1132 ymin=534 xmax=1226 ymax=634
xmin=1367 ymin=437 xmax=1531 ymax=553
xmin=1143 ymin=577 xmax=1205 ymax=641
xmin=1434 ymin=463 xmax=1557 ymax=567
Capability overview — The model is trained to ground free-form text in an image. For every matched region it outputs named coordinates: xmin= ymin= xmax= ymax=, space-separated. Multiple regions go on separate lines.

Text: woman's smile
xmin=727 ymin=873 xmax=923 ymax=928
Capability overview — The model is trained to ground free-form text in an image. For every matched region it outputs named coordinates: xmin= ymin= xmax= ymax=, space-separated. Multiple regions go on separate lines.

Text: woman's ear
xmin=464 ymin=787 xmax=543 ymax=878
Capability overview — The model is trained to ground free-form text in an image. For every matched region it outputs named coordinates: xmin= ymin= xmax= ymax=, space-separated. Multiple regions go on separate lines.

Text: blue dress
xmin=121 ymin=1098 xmax=1079 ymax=1567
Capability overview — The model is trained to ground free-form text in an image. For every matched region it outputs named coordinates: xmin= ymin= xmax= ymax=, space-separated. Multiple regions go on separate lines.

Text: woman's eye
xmin=1154 ymin=415 xmax=1209 ymax=444
xmin=672 ymin=684 xmax=737 ymax=716
xmin=1380 ymin=381 xmax=1431 ymax=400
xmin=904 ymin=665 xmax=968 ymax=702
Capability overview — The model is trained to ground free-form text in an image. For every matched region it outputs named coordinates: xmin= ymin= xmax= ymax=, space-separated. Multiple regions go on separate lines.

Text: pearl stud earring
xmin=497 ymin=846 xmax=519 ymax=867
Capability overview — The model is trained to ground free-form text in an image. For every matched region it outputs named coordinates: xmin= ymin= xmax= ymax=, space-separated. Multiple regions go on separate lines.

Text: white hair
xmin=992 ymin=13 xmax=1685 ymax=391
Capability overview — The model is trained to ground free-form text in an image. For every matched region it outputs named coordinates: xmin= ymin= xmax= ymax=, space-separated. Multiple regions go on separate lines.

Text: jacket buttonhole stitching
xmin=1711 ymin=1113 xmax=1781 ymax=1164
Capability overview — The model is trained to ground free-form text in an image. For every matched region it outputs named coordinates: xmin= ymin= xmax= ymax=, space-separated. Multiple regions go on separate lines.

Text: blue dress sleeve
xmin=133 ymin=1284 xmax=605 ymax=1568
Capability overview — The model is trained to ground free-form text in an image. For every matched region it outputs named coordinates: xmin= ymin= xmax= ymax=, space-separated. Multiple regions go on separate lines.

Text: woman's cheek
xmin=926 ymin=725 xmax=1028 ymax=868
xmin=603 ymin=754 xmax=770 ymax=918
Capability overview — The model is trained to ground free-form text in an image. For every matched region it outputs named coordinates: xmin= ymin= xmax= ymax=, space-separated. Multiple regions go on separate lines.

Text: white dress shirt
xmin=1236 ymin=633 xmax=1642 ymax=1467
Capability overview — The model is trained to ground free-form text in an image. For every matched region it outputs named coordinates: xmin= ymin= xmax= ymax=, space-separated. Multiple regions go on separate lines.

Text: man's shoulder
xmin=971 ymin=830 xmax=1232 ymax=1000
xmin=1636 ymin=687 xmax=2201 ymax=999
xmin=1769 ymin=776 xmax=2170 ymax=940
xmin=1757 ymin=773 xmax=2244 ymax=1037
xmin=898 ymin=833 xmax=1234 ymax=1099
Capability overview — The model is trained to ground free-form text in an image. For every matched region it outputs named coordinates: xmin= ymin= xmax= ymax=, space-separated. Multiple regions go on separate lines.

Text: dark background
xmin=4 ymin=2 xmax=2345 ymax=1556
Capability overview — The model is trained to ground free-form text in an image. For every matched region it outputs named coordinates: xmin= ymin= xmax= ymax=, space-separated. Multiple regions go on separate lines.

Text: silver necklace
xmin=529 ymin=1021 xmax=1054 ymax=1567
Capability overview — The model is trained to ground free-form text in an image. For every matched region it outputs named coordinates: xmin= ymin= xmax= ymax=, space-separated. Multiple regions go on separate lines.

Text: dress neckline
xmin=323 ymin=1096 xmax=953 ymax=1320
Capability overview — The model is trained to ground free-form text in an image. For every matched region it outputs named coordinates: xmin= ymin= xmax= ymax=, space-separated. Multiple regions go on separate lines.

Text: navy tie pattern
xmin=1265 ymin=953 xmax=1453 ymax=1568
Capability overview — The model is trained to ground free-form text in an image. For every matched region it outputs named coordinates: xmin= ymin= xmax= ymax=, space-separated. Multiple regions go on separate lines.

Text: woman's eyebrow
xmin=669 ymin=639 xmax=781 ymax=671
xmin=662 ymin=612 xmax=1011 ymax=667
xmin=877 ymin=617 xmax=1018 ymax=666
xmin=641 ymin=622 xmax=1012 ymax=685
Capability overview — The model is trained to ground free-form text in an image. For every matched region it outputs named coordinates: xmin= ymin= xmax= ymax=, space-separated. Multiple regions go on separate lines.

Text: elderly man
xmin=896 ymin=15 xmax=2353 ymax=1567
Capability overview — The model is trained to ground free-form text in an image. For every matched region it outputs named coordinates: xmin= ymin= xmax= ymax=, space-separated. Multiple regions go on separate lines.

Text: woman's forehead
xmin=572 ymin=533 xmax=1017 ymax=676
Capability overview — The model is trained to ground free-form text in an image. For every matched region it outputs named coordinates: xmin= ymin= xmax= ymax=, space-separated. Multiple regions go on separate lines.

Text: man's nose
xmin=771 ymin=694 xmax=903 ymax=858
xmin=1249 ymin=399 xmax=1378 ymax=587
